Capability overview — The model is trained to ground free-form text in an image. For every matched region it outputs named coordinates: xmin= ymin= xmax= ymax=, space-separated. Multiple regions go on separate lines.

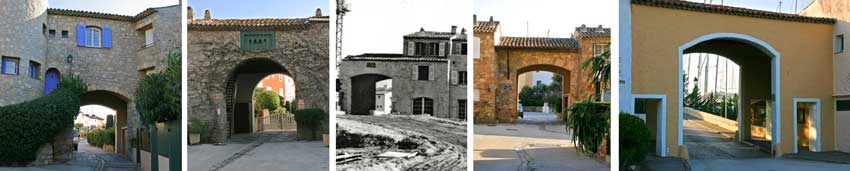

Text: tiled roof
xmin=404 ymin=30 xmax=457 ymax=39
xmin=47 ymin=5 xmax=174 ymax=22
xmin=188 ymin=18 xmax=313 ymax=31
xmin=344 ymin=53 xmax=449 ymax=62
xmin=497 ymin=37 xmax=579 ymax=49
xmin=475 ymin=21 xmax=499 ymax=32
xmin=632 ymin=0 xmax=835 ymax=24
xmin=574 ymin=25 xmax=611 ymax=37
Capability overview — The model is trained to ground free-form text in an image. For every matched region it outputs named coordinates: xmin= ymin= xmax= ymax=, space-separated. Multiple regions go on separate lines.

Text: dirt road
xmin=336 ymin=115 xmax=467 ymax=171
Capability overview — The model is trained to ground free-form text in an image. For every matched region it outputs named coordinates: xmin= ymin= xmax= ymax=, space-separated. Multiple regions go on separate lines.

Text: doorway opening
xmin=225 ymin=58 xmax=292 ymax=137
xmin=349 ymin=74 xmax=392 ymax=115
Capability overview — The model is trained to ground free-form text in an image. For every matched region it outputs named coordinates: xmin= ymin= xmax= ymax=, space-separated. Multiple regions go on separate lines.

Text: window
xmin=413 ymin=97 xmax=434 ymax=115
xmin=279 ymin=74 xmax=284 ymax=81
xmin=458 ymin=71 xmax=467 ymax=85
xmin=144 ymin=29 xmax=154 ymax=47
xmin=836 ymin=35 xmax=844 ymax=54
xmin=460 ymin=43 xmax=468 ymax=55
xmin=417 ymin=66 xmax=429 ymax=80
xmin=458 ymin=99 xmax=467 ymax=120
xmin=28 ymin=61 xmax=40 ymax=79
xmin=838 ymin=100 xmax=850 ymax=111
xmin=593 ymin=44 xmax=609 ymax=56
xmin=86 ymin=26 xmax=102 ymax=47
xmin=473 ymin=37 xmax=481 ymax=59
xmin=429 ymin=42 xmax=439 ymax=56
xmin=415 ymin=42 xmax=425 ymax=55
xmin=61 ymin=30 xmax=69 ymax=38
xmin=1 ymin=57 xmax=19 ymax=75
xmin=48 ymin=29 xmax=56 ymax=37
xmin=279 ymin=88 xmax=284 ymax=97
xmin=366 ymin=63 xmax=376 ymax=68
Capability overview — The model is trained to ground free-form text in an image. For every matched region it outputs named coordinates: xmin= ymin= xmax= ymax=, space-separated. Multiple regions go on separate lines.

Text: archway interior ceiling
xmin=684 ymin=39 xmax=771 ymax=66
xmin=232 ymin=58 xmax=290 ymax=76
xmin=80 ymin=90 xmax=129 ymax=110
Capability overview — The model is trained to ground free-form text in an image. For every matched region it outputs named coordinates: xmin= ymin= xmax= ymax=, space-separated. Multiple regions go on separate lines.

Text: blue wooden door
xmin=44 ymin=69 xmax=60 ymax=95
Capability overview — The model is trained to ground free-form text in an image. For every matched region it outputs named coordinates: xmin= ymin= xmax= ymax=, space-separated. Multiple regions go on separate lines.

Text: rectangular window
xmin=413 ymin=97 xmax=434 ymax=115
xmin=417 ymin=66 xmax=429 ymax=80
xmin=48 ymin=29 xmax=56 ymax=37
xmin=1 ymin=57 xmax=19 ymax=75
xmin=458 ymin=99 xmax=467 ymax=120
xmin=366 ymin=63 xmax=376 ymax=68
xmin=461 ymin=43 xmax=468 ymax=55
xmin=415 ymin=42 xmax=425 ymax=55
xmin=593 ymin=44 xmax=609 ymax=56
xmin=61 ymin=30 xmax=69 ymax=38
xmin=838 ymin=100 xmax=850 ymax=111
xmin=144 ymin=29 xmax=154 ymax=47
xmin=458 ymin=71 xmax=467 ymax=85
xmin=429 ymin=42 xmax=439 ymax=56
xmin=86 ymin=27 xmax=102 ymax=47
xmin=29 ymin=61 xmax=40 ymax=79
xmin=836 ymin=35 xmax=844 ymax=54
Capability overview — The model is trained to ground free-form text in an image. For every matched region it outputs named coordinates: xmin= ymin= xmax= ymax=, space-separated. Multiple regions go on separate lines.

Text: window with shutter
xmin=1 ymin=57 xmax=19 ymax=75
xmin=417 ymin=66 xmax=429 ymax=80
xmin=451 ymin=71 xmax=458 ymax=85
xmin=85 ymin=26 xmax=102 ymax=48
xmin=458 ymin=71 xmax=467 ymax=85
xmin=29 ymin=61 xmax=40 ymax=79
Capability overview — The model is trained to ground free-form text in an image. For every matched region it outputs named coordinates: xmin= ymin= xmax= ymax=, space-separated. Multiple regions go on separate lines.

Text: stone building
xmin=338 ymin=26 xmax=469 ymax=120
xmin=473 ymin=15 xmax=610 ymax=123
xmin=0 ymin=0 xmax=180 ymax=164
xmin=187 ymin=8 xmax=329 ymax=143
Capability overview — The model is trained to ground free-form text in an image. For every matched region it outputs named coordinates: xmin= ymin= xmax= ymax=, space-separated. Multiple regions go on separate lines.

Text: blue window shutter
xmin=76 ymin=24 xmax=85 ymax=46
xmin=103 ymin=26 xmax=112 ymax=48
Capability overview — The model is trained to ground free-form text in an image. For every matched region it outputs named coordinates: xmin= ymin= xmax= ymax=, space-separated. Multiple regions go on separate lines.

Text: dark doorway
xmin=350 ymin=74 xmax=391 ymax=115
xmin=234 ymin=103 xmax=251 ymax=134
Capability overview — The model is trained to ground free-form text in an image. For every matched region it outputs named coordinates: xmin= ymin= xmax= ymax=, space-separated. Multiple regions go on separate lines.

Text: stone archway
xmin=348 ymin=74 xmax=392 ymax=115
xmin=79 ymin=90 xmax=130 ymax=157
xmin=223 ymin=58 xmax=291 ymax=136
xmin=512 ymin=64 xmax=571 ymax=120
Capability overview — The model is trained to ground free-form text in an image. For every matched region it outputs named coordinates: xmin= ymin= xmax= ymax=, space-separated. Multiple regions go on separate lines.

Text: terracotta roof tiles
xmin=497 ymin=37 xmax=579 ymax=49
xmin=632 ymin=0 xmax=835 ymax=24
xmin=475 ymin=21 xmax=499 ymax=32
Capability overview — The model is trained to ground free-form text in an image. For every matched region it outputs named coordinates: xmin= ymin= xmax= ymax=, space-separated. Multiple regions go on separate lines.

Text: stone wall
xmin=188 ymin=21 xmax=329 ymax=143
xmin=0 ymin=0 xmax=48 ymax=105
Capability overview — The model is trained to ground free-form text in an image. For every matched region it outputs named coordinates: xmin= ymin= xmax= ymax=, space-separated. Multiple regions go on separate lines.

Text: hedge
xmin=87 ymin=128 xmax=115 ymax=147
xmin=294 ymin=108 xmax=326 ymax=140
xmin=136 ymin=51 xmax=181 ymax=124
xmin=620 ymin=112 xmax=650 ymax=169
xmin=566 ymin=101 xmax=609 ymax=155
xmin=0 ymin=76 xmax=87 ymax=165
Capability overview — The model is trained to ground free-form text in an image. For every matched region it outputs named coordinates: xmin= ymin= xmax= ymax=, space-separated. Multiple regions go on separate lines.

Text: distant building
xmin=74 ymin=113 xmax=105 ymax=128
xmin=255 ymin=73 xmax=296 ymax=102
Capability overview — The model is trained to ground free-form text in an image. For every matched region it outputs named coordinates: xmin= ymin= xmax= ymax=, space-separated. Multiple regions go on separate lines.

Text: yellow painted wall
xmin=631 ymin=4 xmax=835 ymax=157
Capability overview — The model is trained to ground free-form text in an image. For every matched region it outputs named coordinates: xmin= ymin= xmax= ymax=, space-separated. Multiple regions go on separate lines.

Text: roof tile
xmin=633 ymin=0 xmax=835 ymax=24
xmin=498 ymin=37 xmax=579 ymax=49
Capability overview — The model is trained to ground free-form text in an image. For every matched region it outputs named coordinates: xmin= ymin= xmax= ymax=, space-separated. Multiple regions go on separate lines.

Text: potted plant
xmin=189 ymin=119 xmax=207 ymax=145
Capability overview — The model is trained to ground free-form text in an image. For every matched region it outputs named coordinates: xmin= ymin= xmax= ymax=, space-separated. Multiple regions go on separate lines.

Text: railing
xmin=258 ymin=111 xmax=297 ymax=131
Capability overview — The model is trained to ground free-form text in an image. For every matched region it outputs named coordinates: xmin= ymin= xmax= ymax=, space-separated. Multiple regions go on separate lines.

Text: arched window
xmin=413 ymin=97 xmax=434 ymax=116
xmin=86 ymin=26 xmax=102 ymax=47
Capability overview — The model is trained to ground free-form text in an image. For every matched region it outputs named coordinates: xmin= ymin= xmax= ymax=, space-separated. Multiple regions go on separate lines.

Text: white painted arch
xmin=677 ymin=33 xmax=782 ymax=150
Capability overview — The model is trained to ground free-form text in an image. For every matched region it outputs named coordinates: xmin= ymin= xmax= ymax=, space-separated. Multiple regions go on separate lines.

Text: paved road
xmin=473 ymin=112 xmax=609 ymax=171
xmin=0 ymin=139 xmax=138 ymax=171
xmin=689 ymin=158 xmax=850 ymax=171
xmin=188 ymin=131 xmax=328 ymax=171
xmin=683 ymin=114 xmax=769 ymax=159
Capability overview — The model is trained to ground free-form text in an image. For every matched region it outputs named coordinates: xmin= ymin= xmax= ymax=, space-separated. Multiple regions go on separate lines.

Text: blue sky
xmin=187 ymin=0 xmax=328 ymax=19
xmin=47 ymin=0 xmax=178 ymax=15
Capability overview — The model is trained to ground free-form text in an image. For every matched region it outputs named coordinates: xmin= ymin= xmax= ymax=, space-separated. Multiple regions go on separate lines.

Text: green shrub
xmin=620 ymin=112 xmax=650 ymax=169
xmin=253 ymin=89 xmax=280 ymax=112
xmin=189 ymin=118 xmax=209 ymax=142
xmin=294 ymin=108 xmax=326 ymax=140
xmin=566 ymin=101 xmax=609 ymax=155
xmin=0 ymin=76 xmax=87 ymax=165
xmin=136 ymin=51 xmax=181 ymax=124
xmin=87 ymin=128 xmax=115 ymax=147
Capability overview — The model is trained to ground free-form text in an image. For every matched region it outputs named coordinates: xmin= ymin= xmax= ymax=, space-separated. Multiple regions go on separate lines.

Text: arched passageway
xmin=79 ymin=90 xmax=129 ymax=157
xmin=348 ymin=74 xmax=392 ymax=115
xmin=225 ymin=58 xmax=291 ymax=136
xmin=512 ymin=64 xmax=571 ymax=121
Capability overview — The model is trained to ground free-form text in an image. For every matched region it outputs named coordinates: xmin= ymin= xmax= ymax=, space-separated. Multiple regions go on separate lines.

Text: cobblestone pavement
xmin=474 ymin=112 xmax=609 ymax=171
xmin=683 ymin=114 xmax=768 ymax=159
xmin=0 ymin=140 xmax=138 ymax=171
xmin=188 ymin=130 xmax=328 ymax=171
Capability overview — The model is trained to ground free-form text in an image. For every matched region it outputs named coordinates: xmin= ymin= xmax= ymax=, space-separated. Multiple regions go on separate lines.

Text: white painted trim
xmin=793 ymin=98 xmax=822 ymax=153
xmin=619 ymin=0 xmax=634 ymax=114
xmin=676 ymin=33 xmax=781 ymax=147
xmin=633 ymin=94 xmax=667 ymax=157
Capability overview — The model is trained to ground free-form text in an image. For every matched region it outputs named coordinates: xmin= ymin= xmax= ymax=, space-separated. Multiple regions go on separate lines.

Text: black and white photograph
xmin=333 ymin=0 xmax=471 ymax=170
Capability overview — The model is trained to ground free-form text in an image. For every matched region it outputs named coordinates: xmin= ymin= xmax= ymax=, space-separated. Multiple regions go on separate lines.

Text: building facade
xmin=473 ymin=15 xmax=610 ymax=123
xmin=187 ymin=8 xmax=329 ymax=143
xmin=338 ymin=26 xmax=468 ymax=119
xmin=0 ymin=0 xmax=180 ymax=163
xmin=255 ymin=73 xmax=295 ymax=102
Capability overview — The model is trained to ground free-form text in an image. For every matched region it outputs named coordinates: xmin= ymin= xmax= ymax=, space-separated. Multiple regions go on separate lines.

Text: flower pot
xmin=322 ymin=134 xmax=329 ymax=146
xmin=190 ymin=133 xmax=201 ymax=145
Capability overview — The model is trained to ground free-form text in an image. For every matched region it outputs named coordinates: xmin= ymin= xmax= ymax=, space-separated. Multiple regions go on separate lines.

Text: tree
xmin=135 ymin=50 xmax=181 ymax=171
xmin=105 ymin=115 xmax=114 ymax=128
xmin=582 ymin=50 xmax=610 ymax=101
xmin=254 ymin=89 xmax=280 ymax=112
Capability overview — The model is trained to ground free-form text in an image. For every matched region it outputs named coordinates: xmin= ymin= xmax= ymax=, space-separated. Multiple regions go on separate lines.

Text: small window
xmin=458 ymin=71 xmax=467 ymax=85
xmin=836 ymin=35 xmax=844 ymax=54
xmin=429 ymin=42 xmax=439 ymax=56
xmin=838 ymin=100 xmax=850 ymax=111
xmin=28 ymin=61 xmax=40 ymax=79
xmin=48 ymin=30 xmax=56 ymax=37
xmin=593 ymin=44 xmax=609 ymax=56
xmin=86 ymin=26 xmax=102 ymax=47
xmin=1 ymin=57 xmax=20 ymax=75
xmin=415 ymin=42 xmax=425 ymax=55
xmin=417 ymin=66 xmax=429 ymax=80
xmin=460 ymin=43 xmax=468 ymax=55
xmin=144 ymin=29 xmax=154 ymax=47
xmin=458 ymin=99 xmax=466 ymax=120
xmin=366 ymin=63 xmax=376 ymax=68
xmin=61 ymin=30 xmax=69 ymax=38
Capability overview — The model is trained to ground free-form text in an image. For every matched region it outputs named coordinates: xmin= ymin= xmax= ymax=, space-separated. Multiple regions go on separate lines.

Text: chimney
xmin=489 ymin=16 xmax=494 ymax=22
xmin=473 ymin=14 xmax=477 ymax=22
xmin=461 ymin=28 xmax=466 ymax=35
xmin=420 ymin=27 xmax=425 ymax=32
xmin=580 ymin=24 xmax=587 ymax=32
xmin=204 ymin=9 xmax=211 ymax=20
xmin=451 ymin=26 xmax=457 ymax=34
xmin=187 ymin=6 xmax=194 ymax=20
xmin=315 ymin=8 xmax=322 ymax=17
